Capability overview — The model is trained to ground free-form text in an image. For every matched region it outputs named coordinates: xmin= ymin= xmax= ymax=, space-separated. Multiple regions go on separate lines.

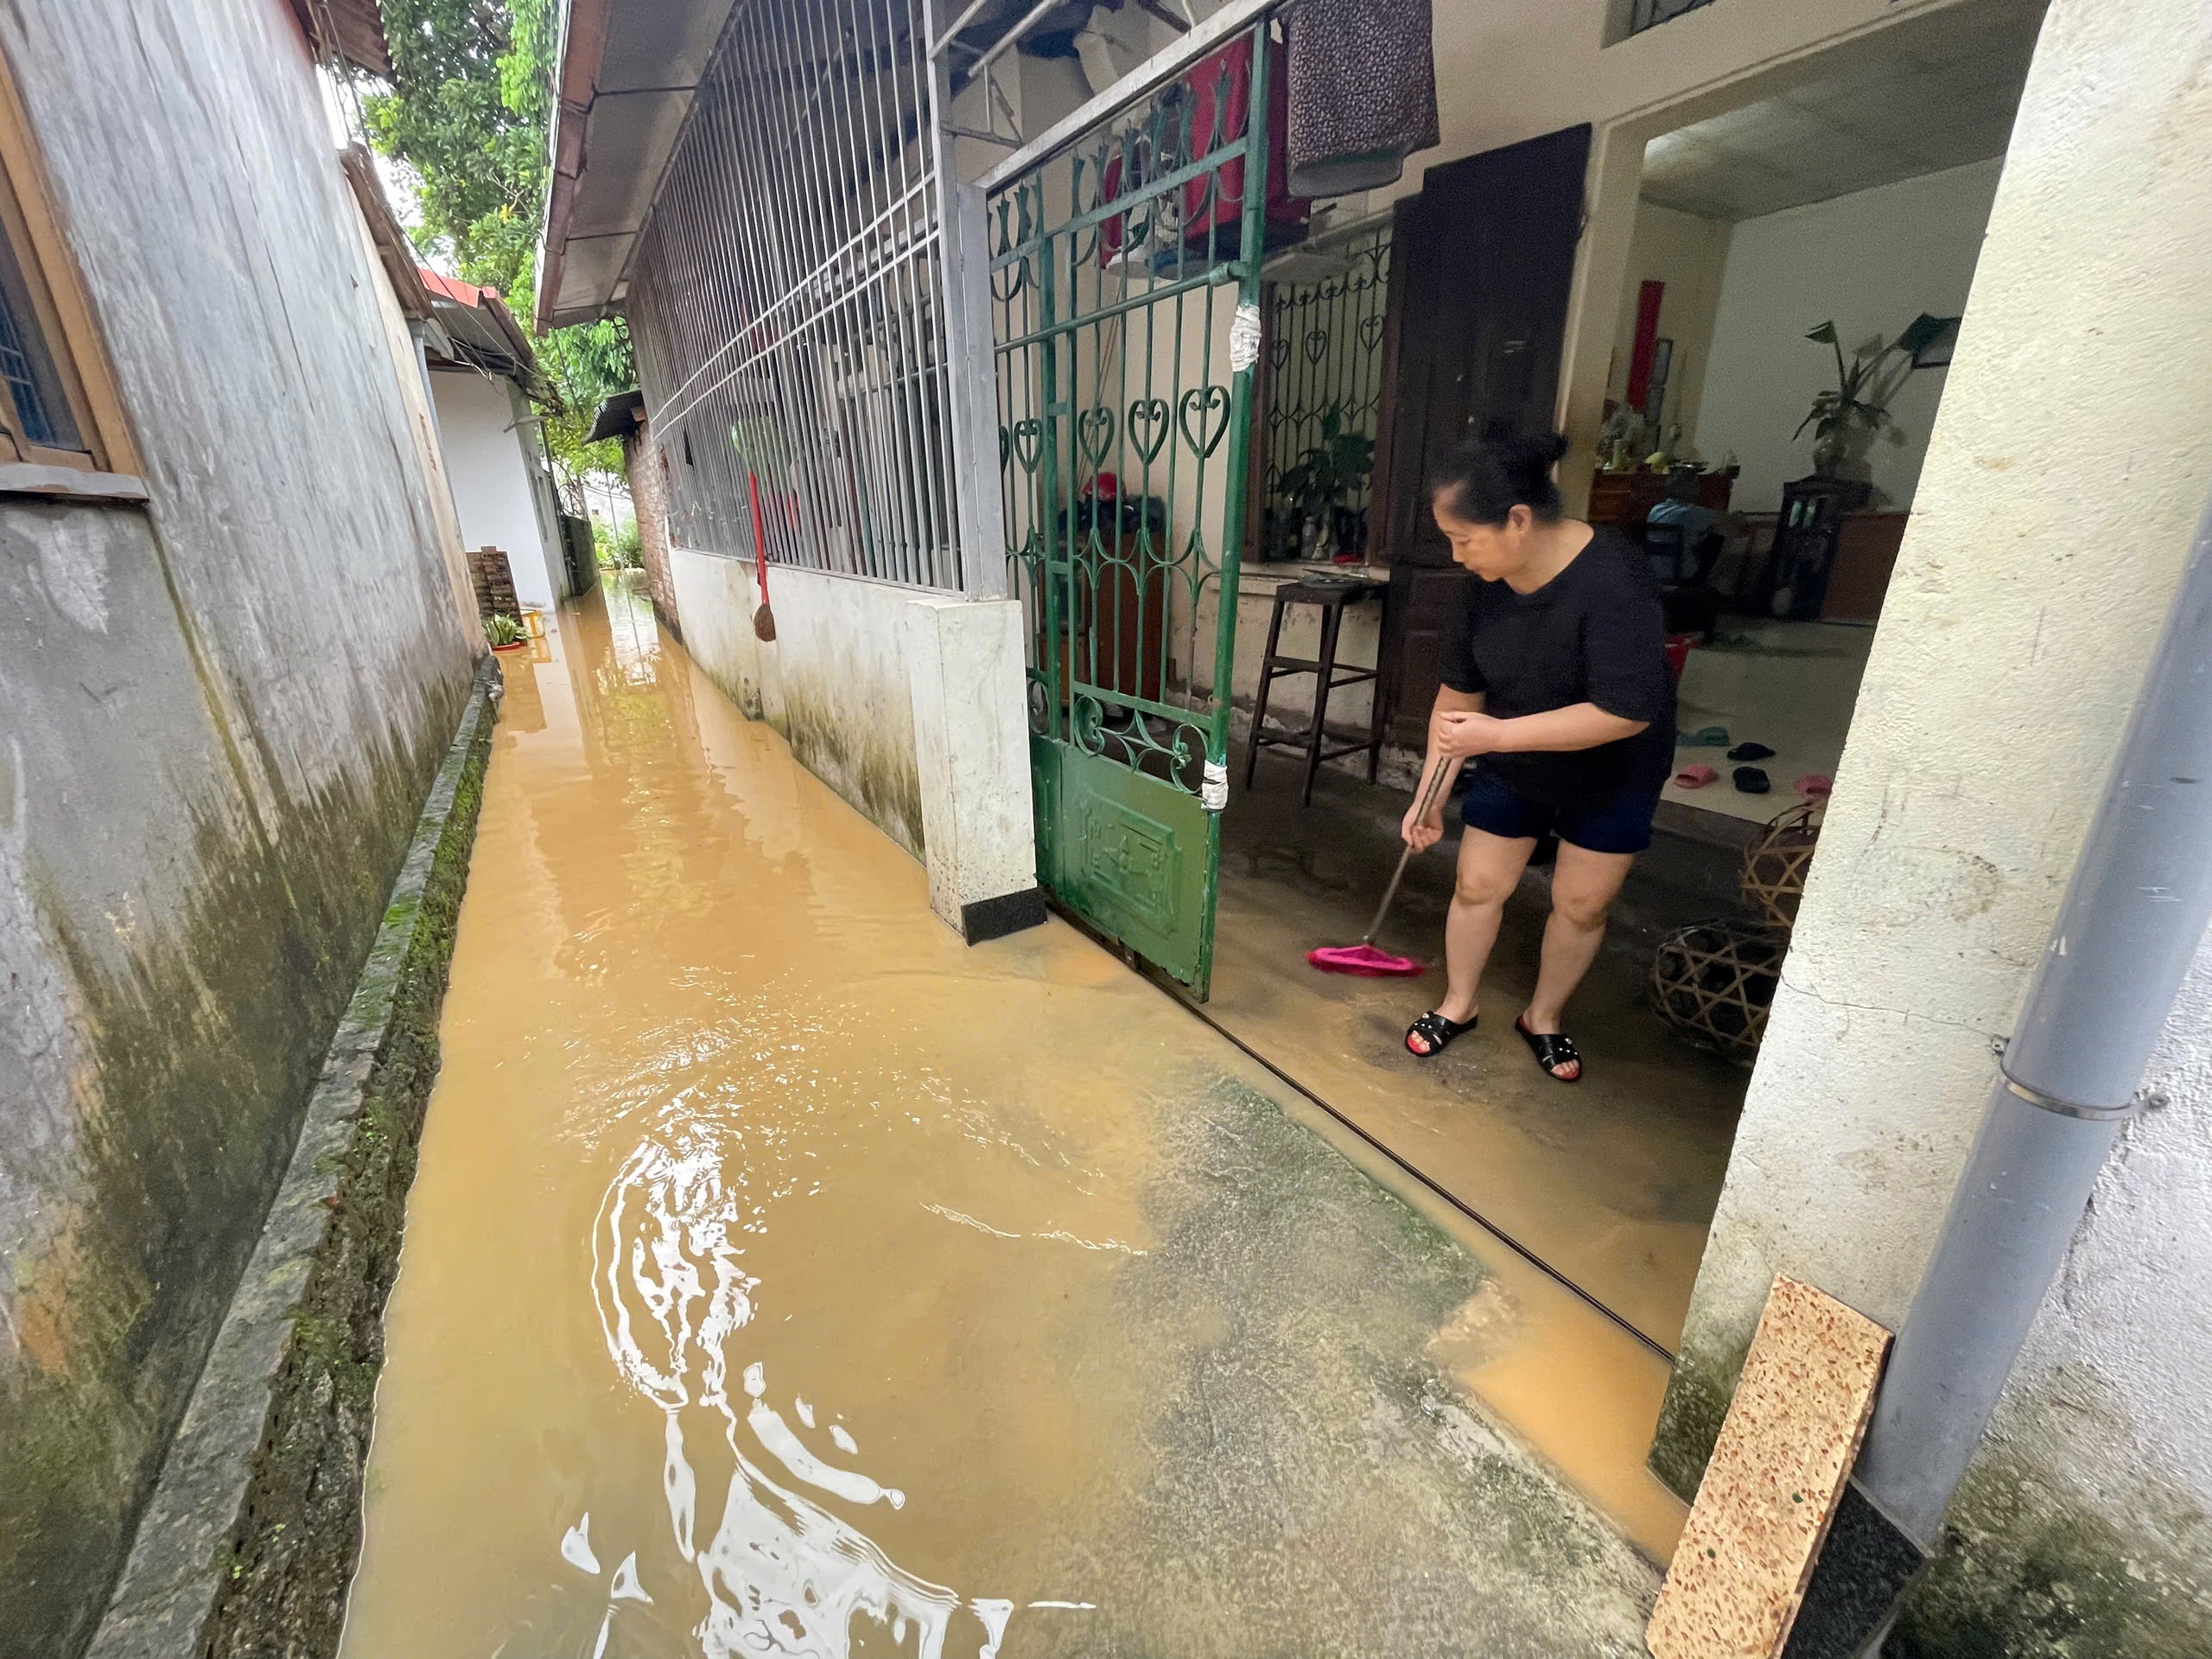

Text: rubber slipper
xmin=1674 ymin=763 xmax=1719 ymax=789
xmin=1733 ymin=766 xmax=1771 ymax=794
xmin=1795 ymin=772 xmax=1834 ymax=798
xmin=1406 ymin=1009 xmax=1477 ymax=1058
xmin=1515 ymin=1016 xmax=1583 ymax=1083
xmin=1678 ymin=725 xmax=1730 ymax=747
xmin=1726 ymin=741 xmax=1776 ymax=761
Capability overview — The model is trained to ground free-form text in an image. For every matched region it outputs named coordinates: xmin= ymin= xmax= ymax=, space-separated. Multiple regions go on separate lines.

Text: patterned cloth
xmin=1284 ymin=0 xmax=1440 ymax=199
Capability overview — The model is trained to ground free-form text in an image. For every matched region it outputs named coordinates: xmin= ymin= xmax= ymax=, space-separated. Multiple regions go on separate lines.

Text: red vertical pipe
xmin=1625 ymin=279 xmax=1664 ymax=412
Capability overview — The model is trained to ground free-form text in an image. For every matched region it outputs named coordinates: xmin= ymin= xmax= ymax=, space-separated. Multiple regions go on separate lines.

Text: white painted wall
xmin=1606 ymin=200 xmax=1732 ymax=454
xmin=1662 ymin=0 xmax=2212 ymax=1644
xmin=1414 ymin=0 xmax=1983 ymax=200
xmin=904 ymin=595 xmax=1038 ymax=931
xmin=430 ymin=369 xmax=565 ymax=613
xmin=1692 ymin=159 xmax=2002 ymax=512
xmin=670 ymin=549 xmax=1039 ymax=931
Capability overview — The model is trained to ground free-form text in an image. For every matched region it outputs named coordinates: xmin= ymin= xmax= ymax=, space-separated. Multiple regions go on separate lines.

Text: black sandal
xmin=1515 ymin=1016 xmax=1583 ymax=1083
xmin=1406 ymin=1010 xmax=1477 ymax=1058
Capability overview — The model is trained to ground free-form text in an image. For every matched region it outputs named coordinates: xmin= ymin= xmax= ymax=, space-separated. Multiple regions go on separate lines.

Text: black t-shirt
xmin=1439 ymin=527 xmax=1676 ymax=805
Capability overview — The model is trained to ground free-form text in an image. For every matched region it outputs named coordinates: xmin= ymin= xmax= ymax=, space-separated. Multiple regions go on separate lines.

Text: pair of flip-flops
xmin=1674 ymin=762 xmax=1835 ymax=798
xmin=1720 ymin=743 xmax=1777 ymax=794
xmin=1675 ymin=762 xmax=1769 ymax=791
xmin=1404 ymin=1011 xmax=1581 ymax=1081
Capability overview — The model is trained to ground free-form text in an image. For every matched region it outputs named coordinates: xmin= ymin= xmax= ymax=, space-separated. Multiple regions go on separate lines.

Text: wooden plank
xmin=1646 ymin=1276 xmax=1891 ymax=1659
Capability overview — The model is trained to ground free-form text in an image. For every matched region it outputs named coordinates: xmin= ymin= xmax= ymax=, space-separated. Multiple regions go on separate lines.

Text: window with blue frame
xmin=0 ymin=226 xmax=80 ymax=453
xmin=0 ymin=62 xmax=128 ymax=474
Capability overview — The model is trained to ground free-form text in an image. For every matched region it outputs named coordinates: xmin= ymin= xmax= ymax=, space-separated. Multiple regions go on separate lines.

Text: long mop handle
xmin=1359 ymin=761 xmax=1454 ymax=946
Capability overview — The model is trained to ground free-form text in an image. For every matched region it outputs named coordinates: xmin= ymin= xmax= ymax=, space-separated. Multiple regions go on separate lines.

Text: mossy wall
xmin=1890 ymin=1441 xmax=2212 ymax=1658
xmin=194 ymin=700 xmax=493 ymax=1656
xmin=0 ymin=3 xmax=478 ymax=1652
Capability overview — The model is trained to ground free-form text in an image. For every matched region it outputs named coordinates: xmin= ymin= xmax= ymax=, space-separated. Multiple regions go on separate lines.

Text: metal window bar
xmin=626 ymin=0 xmax=965 ymax=590
xmin=1628 ymin=0 xmax=1719 ymax=37
xmin=1260 ymin=222 xmax=1389 ymax=562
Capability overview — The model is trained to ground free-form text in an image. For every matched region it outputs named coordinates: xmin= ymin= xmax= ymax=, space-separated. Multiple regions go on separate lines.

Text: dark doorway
xmin=1371 ymin=125 xmax=1592 ymax=747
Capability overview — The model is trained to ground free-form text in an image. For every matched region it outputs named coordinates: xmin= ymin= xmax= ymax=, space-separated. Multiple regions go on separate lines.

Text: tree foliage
xmin=368 ymin=0 xmax=633 ymax=490
xmin=539 ymin=316 xmax=634 ymax=486
xmin=366 ymin=0 xmax=546 ymax=296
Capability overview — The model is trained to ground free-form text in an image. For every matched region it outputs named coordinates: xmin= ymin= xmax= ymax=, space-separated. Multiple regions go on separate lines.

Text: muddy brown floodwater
xmin=340 ymin=580 xmax=1673 ymax=1659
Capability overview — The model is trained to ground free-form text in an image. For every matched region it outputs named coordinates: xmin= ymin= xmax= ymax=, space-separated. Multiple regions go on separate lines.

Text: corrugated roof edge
xmin=341 ymin=147 xmax=434 ymax=321
xmin=535 ymin=0 xmax=614 ymax=334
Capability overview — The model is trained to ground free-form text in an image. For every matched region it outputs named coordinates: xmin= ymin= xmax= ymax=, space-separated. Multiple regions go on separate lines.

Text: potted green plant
xmin=484 ymin=613 xmax=528 ymax=651
xmin=1277 ymin=407 xmax=1376 ymax=561
xmin=1796 ymin=315 xmax=1955 ymax=478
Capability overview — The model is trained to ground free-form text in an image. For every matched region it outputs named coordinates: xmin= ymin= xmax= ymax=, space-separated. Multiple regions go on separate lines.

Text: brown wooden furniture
xmin=1039 ymin=533 xmax=1168 ymax=705
xmin=1820 ymin=510 xmax=1910 ymax=623
xmin=1245 ymin=579 xmax=1389 ymax=804
xmin=1586 ymin=467 xmax=1734 ymax=530
xmin=1763 ymin=477 xmax=1872 ymax=619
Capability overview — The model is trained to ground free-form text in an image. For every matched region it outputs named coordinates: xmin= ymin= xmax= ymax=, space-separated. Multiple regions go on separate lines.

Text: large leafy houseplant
xmin=1796 ymin=315 xmax=1952 ymax=477
xmin=1277 ymin=406 xmax=1376 ymax=559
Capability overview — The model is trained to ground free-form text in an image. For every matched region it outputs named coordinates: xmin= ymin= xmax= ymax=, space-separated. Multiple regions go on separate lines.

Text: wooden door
xmin=1370 ymin=126 xmax=1592 ymax=747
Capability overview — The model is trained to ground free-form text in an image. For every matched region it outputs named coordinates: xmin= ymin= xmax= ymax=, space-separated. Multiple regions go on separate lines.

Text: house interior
xmin=1207 ymin=0 xmax=2045 ymax=1382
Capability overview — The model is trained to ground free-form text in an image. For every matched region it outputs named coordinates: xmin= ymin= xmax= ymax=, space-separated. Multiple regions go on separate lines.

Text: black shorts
xmin=1459 ymin=766 xmax=1661 ymax=855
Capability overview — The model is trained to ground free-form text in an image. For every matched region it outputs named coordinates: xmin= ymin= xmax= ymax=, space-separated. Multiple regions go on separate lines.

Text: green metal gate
xmin=987 ymin=22 xmax=1272 ymax=998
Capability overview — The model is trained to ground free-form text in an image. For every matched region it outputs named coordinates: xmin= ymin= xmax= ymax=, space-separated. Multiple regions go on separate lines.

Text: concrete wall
xmin=0 ymin=3 xmax=476 ymax=1653
xmin=1656 ymin=1 xmax=2212 ymax=1650
xmin=671 ymin=550 xmax=926 ymax=856
xmin=670 ymin=548 xmax=1039 ymax=935
xmin=1692 ymin=159 xmax=2003 ymax=513
xmin=625 ymin=416 xmax=681 ymax=639
xmin=1605 ymin=200 xmax=1732 ymax=455
xmin=429 ymin=369 xmax=565 ymax=613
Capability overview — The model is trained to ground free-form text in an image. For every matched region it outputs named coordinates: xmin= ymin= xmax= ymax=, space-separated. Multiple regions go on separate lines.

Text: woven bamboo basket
xmin=1649 ymin=921 xmax=1789 ymax=1067
xmin=1741 ymin=799 xmax=1824 ymax=930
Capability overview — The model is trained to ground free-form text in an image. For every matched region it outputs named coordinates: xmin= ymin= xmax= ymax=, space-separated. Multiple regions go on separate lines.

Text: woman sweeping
xmin=1400 ymin=433 xmax=1675 ymax=1081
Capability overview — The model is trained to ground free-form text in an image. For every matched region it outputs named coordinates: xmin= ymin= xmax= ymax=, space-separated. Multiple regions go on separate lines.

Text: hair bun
xmin=1494 ymin=430 xmax=1570 ymax=497
xmin=1428 ymin=429 xmax=1570 ymax=524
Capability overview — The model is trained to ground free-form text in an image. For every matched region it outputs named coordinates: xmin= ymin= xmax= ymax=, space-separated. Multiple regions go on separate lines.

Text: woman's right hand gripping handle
xmin=1402 ymin=774 xmax=1448 ymax=851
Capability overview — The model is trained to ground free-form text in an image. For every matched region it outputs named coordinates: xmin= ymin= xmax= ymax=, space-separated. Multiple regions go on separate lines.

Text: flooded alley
xmin=340 ymin=581 xmax=1664 ymax=1658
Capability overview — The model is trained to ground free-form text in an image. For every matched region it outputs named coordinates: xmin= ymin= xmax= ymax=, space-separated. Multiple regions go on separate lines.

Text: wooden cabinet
xmin=1586 ymin=469 xmax=1733 ymax=530
xmin=1039 ymin=534 xmax=1168 ymax=705
xmin=1820 ymin=511 xmax=1910 ymax=623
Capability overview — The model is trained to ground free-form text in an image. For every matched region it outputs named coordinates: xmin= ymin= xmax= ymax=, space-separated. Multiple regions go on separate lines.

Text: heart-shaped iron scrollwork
xmin=1178 ymin=385 xmax=1230 ymax=458
xmin=1358 ymin=314 xmax=1385 ymax=351
xmin=1076 ymin=405 xmax=1117 ymax=467
xmin=1127 ymin=397 xmax=1171 ymax=465
xmin=1010 ymin=417 xmax=1044 ymax=473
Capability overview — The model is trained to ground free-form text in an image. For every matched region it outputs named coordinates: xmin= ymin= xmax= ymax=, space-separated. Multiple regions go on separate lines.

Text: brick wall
xmin=626 ymin=414 xmax=682 ymax=640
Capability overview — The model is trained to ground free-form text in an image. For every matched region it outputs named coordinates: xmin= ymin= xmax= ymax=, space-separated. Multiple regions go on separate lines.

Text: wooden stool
xmin=1244 ymin=578 xmax=1387 ymax=805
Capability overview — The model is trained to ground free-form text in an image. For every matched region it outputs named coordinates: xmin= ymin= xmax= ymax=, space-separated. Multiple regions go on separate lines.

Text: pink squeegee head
xmin=1306 ymin=943 xmax=1423 ymax=976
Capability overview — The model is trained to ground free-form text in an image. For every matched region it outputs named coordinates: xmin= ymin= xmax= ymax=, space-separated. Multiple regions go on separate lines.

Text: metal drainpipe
xmin=1853 ymin=492 xmax=2212 ymax=1548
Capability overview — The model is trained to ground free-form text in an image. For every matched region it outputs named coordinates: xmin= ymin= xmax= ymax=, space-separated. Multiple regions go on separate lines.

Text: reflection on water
xmin=340 ymin=580 xmax=1658 ymax=1659
xmin=594 ymin=1127 xmax=1014 ymax=1659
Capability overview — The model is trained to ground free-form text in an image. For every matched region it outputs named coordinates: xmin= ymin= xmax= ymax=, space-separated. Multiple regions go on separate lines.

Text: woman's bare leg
xmin=1521 ymin=842 xmax=1638 ymax=1077
xmin=1429 ymin=829 xmax=1538 ymax=1029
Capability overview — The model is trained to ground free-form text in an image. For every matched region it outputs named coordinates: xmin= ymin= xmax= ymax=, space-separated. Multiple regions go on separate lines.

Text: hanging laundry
xmin=1286 ymin=0 xmax=1440 ymax=199
xmin=1098 ymin=34 xmax=1309 ymax=270
xmin=1178 ymin=32 xmax=1308 ymax=263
